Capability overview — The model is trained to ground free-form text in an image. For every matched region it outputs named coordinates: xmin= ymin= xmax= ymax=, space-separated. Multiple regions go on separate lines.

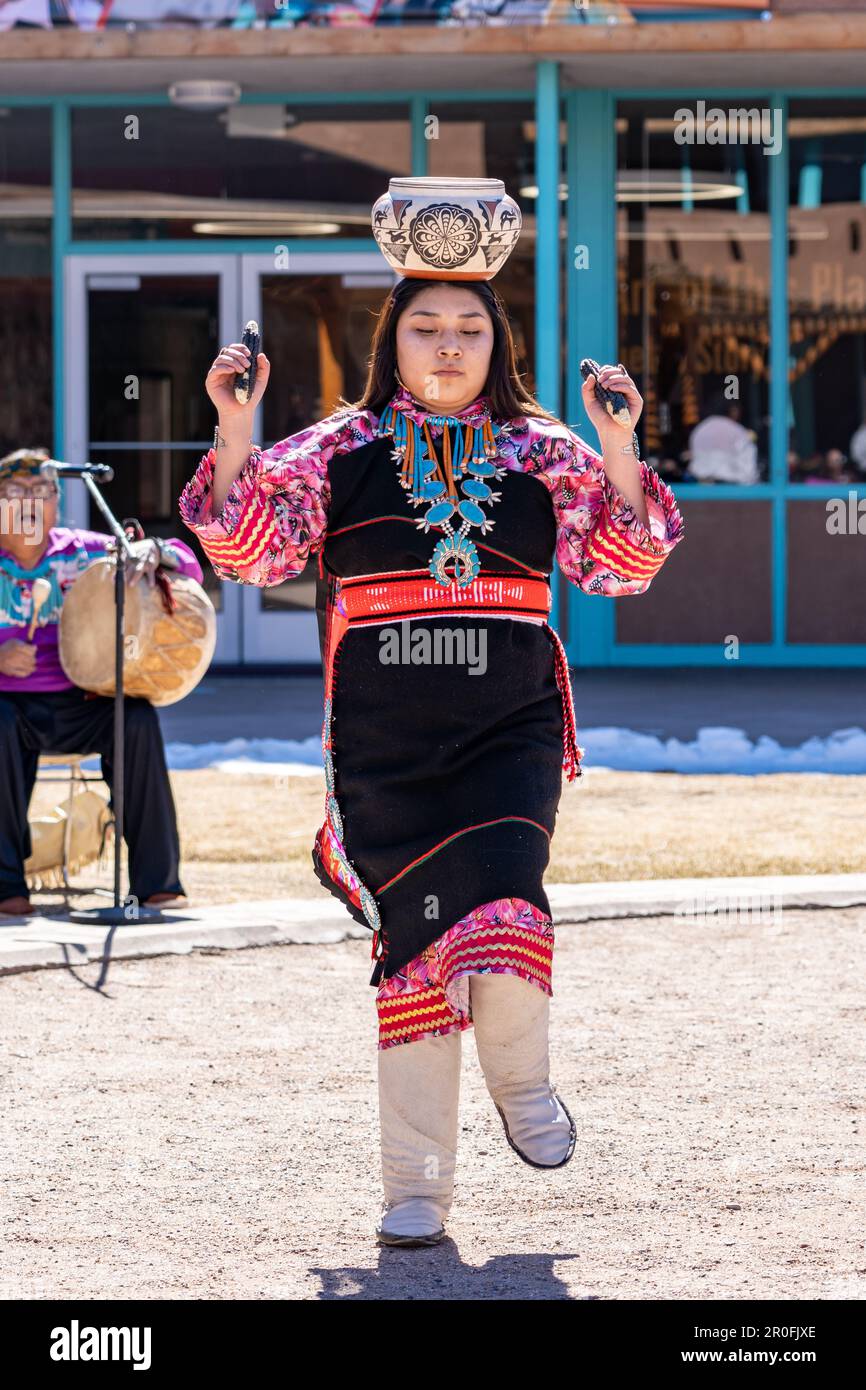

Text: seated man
xmin=687 ymin=400 xmax=759 ymax=486
xmin=0 ymin=447 xmax=204 ymax=917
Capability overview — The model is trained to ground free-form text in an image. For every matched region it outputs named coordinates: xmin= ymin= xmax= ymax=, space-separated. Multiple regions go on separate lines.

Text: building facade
xmin=1 ymin=4 xmax=865 ymax=667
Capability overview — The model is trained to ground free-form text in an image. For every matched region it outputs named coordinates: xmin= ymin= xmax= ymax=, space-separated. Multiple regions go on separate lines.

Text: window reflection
xmin=616 ymin=100 xmax=771 ymax=485
xmin=428 ymin=102 xmax=542 ymax=398
xmin=71 ymin=104 xmax=411 ymax=242
xmin=86 ymin=278 xmax=221 ymax=608
xmin=0 ymin=108 xmax=52 ymax=459
xmin=787 ymin=99 xmax=866 ymax=486
xmin=258 ymin=272 xmax=393 ymax=613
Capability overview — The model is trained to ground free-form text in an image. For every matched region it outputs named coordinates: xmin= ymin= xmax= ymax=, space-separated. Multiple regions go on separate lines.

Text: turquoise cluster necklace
xmin=376 ymin=389 xmax=507 ymax=587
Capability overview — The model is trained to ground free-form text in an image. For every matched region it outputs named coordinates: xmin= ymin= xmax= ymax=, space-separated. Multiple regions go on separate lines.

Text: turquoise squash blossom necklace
xmin=375 ymin=388 xmax=507 ymax=587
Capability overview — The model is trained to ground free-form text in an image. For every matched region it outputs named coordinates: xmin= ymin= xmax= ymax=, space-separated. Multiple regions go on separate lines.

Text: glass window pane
xmin=86 ymin=279 xmax=222 ymax=606
xmin=257 ymin=266 xmax=456 ymax=614
xmin=71 ymin=103 xmax=411 ymax=242
xmin=257 ymin=269 xmax=392 ymax=614
xmin=0 ymin=107 xmax=52 ymax=458
xmin=617 ymin=99 xmax=771 ymax=486
xmin=259 ymin=271 xmax=390 ymax=437
xmin=788 ymin=99 xmax=866 ymax=484
xmin=426 ymin=100 xmax=536 ymax=187
xmin=88 ymin=275 xmax=219 ymax=445
xmin=427 ymin=100 xmax=557 ymax=402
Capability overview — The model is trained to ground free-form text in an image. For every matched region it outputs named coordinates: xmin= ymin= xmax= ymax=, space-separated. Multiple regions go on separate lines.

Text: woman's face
xmin=394 ymin=284 xmax=494 ymax=413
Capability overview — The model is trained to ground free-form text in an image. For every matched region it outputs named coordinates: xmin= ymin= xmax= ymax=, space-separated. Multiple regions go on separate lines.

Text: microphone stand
xmin=67 ymin=473 xmax=166 ymax=928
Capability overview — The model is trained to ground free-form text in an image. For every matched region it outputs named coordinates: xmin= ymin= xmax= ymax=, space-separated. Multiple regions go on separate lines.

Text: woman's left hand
xmin=581 ymin=362 xmax=643 ymax=447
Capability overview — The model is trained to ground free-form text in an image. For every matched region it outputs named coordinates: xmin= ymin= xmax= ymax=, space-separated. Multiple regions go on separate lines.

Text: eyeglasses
xmin=0 ymin=484 xmax=59 ymax=500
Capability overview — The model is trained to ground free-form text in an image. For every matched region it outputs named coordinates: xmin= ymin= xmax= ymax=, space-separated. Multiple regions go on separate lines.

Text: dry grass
xmin=25 ymin=767 xmax=865 ymax=913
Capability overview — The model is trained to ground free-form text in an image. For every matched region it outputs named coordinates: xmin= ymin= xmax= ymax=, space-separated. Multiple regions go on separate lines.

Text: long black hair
xmin=349 ymin=277 xmax=559 ymax=423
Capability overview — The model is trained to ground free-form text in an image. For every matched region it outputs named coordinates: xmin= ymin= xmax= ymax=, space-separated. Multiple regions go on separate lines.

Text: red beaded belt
xmin=323 ymin=568 xmax=584 ymax=781
xmin=338 ymin=570 xmax=552 ymax=623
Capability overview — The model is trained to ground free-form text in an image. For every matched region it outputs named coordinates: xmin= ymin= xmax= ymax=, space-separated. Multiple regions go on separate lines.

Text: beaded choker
xmin=376 ymin=390 xmax=507 ymax=587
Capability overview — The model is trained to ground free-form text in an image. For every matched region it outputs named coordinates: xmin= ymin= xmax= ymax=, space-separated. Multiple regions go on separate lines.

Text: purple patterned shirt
xmin=0 ymin=527 xmax=203 ymax=694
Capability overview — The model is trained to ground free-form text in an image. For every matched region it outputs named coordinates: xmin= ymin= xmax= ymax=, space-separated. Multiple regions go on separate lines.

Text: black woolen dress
xmin=311 ymin=430 xmax=570 ymax=988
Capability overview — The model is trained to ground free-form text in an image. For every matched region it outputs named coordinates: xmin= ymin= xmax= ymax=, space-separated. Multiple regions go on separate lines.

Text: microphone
xmin=44 ymin=460 xmax=115 ymax=483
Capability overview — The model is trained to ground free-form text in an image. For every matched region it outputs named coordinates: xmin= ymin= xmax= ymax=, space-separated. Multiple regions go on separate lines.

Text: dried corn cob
xmin=234 ymin=320 xmax=261 ymax=405
xmin=579 ymin=357 xmax=632 ymax=429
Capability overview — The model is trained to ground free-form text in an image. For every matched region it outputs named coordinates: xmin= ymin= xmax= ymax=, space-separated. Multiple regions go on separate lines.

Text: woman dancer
xmin=179 ymin=182 xmax=684 ymax=1248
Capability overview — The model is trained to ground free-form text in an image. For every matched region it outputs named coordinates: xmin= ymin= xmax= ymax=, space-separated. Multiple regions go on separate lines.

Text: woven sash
xmin=336 ymin=570 xmax=551 ymax=625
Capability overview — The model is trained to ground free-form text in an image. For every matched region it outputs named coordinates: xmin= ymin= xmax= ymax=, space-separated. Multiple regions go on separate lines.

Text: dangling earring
xmin=395 ymin=367 xmax=441 ymax=413
xmin=394 ymin=367 xmax=428 ymax=410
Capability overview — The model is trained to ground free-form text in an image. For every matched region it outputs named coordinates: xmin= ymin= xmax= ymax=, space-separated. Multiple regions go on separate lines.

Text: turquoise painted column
xmin=733 ymin=142 xmax=750 ymax=215
xmin=798 ymin=137 xmax=822 ymax=209
xmin=565 ymin=88 xmax=616 ymax=668
xmin=410 ymin=95 xmax=428 ymax=176
xmin=52 ymin=101 xmax=71 ymax=520
xmin=769 ymin=93 xmax=789 ymax=655
xmin=534 ymin=60 xmax=562 ymax=630
xmin=680 ymin=142 xmax=694 ymax=214
xmin=534 ymin=60 xmax=561 ymax=414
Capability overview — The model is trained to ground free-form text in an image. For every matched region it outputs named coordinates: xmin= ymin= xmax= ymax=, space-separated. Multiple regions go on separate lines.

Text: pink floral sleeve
xmin=505 ymin=417 xmax=685 ymax=595
xmin=177 ymin=409 xmax=378 ymax=586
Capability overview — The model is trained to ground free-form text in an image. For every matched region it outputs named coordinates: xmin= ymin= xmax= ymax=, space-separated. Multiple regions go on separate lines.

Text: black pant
xmin=0 ymin=687 xmax=184 ymax=903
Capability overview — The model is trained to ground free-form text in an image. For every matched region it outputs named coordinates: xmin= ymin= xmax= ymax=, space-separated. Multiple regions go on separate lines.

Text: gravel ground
xmin=2 ymin=904 xmax=864 ymax=1302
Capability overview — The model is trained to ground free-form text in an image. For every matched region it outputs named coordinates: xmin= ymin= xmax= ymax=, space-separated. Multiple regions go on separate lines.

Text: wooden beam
xmin=0 ymin=14 xmax=865 ymax=63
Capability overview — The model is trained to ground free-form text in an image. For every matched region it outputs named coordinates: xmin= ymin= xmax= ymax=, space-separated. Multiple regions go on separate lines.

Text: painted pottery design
xmin=372 ymin=177 xmax=522 ymax=281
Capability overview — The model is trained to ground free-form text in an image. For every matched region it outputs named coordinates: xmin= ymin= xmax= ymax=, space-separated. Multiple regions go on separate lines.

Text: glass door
xmin=65 ymin=252 xmax=395 ymax=668
xmin=64 ymin=254 xmax=242 ymax=663
xmin=238 ymin=253 xmax=395 ymax=664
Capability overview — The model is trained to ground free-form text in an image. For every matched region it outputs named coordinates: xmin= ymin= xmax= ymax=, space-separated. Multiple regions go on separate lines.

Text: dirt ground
xmin=25 ymin=767 xmax=866 ymax=913
xmin=2 ymin=902 xmax=864 ymax=1301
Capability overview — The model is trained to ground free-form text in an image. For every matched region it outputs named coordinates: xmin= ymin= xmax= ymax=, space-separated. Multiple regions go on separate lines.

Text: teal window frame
xmin=567 ymin=86 xmax=866 ymax=668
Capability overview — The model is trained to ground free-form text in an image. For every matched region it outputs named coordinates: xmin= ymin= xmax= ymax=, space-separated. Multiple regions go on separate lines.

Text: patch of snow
xmin=70 ymin=726 xmax=866 ymax=776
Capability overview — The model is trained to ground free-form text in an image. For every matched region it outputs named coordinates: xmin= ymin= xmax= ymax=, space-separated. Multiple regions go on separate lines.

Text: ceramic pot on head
xmin=371 ymin=176 xmax=522 ymax=281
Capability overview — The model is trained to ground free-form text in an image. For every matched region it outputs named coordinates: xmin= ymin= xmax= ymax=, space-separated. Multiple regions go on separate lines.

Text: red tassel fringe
xmin=546 ymin=624 xmax=584 ymax=782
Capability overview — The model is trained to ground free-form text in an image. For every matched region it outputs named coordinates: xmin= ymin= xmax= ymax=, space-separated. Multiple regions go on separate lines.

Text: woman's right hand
xmin=205 ymin=341 xmax=271 ymax=423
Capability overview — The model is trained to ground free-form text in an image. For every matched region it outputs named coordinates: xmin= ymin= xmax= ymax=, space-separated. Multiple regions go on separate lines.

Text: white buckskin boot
xmin=470 ymin=973 xmax=576 ymax=1169
xmin=375 ymin=1028 xmax=461 ymax=1247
